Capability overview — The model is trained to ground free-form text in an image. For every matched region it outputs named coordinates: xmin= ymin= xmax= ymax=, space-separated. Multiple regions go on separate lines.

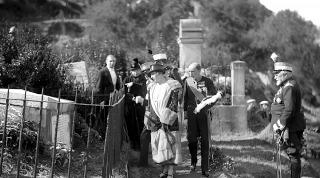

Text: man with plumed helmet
xmin=122 ymin=57 xmax=147 ymax=150
xmin=270 ymin=53 xmax=306 ymax=178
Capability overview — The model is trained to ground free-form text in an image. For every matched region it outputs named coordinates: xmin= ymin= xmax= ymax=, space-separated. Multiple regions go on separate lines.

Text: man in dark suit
xmin=271 ymin=61 xmax=306 ymax=178
xmin=183 ymin=62 xmax=217 ymax=177
xmin=95 ymin=54 xmax=121 ymax=138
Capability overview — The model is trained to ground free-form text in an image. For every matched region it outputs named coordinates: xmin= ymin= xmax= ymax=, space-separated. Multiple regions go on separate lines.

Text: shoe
xmin=190 ymin=164 xmax=196 ymax=172
xmin=167 ymin=174 xmax=174 ymax=178
xmin=159 ymin=172 xmax=168 ymax=178
xmin=202 ymin=171 xmax=210 ymax=177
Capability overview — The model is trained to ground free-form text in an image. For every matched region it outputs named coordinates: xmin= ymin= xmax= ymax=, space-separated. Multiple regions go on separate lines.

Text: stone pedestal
xmin=177 ymin=19 xmax=203 ymax=71
xmin=231 ymin=61 xmax=246 ymax=105
xmin=209 ymin=61 xmax=248 ymax=136
xmin=210 ymin=105 xmax=247 ymax=135
xmin=0 ymin=89 xmax=75 ymax=148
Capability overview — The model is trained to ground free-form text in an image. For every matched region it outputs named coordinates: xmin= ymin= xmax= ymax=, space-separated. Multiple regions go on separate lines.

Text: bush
xmin=0 ymin=24 xmax=67 ymax=96
xmin=54 ymin=38 xmax=128 ymax=87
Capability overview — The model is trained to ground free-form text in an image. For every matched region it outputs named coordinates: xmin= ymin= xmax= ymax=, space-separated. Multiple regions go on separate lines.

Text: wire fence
xmin=0 ymin=87 xmax=125 ymax=178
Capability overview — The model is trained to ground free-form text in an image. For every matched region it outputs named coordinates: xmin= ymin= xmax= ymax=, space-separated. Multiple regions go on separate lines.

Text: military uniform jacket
xmin=270 ymin=78 xmax=306 ymax=132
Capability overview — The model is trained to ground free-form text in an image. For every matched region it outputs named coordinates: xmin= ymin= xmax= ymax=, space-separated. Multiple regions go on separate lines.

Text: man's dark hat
xmin=148 ymin=63 xmax=165 ymax=74
xmin=130 ymin=58 xmax=141 ymax=70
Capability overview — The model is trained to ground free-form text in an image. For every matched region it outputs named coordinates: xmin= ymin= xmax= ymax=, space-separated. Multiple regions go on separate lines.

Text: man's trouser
xmin=187 ymin=106 xmax=209 ymax=172
xmin=139 ymin=127 xmax=151 ymax=166
xmin=284 ymin=131 xmax=304 ymax=178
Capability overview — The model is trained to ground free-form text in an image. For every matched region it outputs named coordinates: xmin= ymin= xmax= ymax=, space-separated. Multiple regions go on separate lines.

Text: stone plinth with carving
xmin=177 ymin=19 xmax=203 ymax=71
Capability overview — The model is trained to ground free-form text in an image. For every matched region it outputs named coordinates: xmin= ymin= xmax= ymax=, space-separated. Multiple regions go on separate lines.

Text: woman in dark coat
xmin=123 ymin=58 xmax=147 ymax=150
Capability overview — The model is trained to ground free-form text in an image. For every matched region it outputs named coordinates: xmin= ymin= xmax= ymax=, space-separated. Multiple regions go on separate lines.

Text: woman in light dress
xmin=135 ymin=63 xmax=182 ymax=178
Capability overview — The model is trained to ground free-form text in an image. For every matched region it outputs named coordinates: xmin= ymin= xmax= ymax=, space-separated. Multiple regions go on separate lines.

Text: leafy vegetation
xmin=0 ymin=24 xmax=67 ymax=96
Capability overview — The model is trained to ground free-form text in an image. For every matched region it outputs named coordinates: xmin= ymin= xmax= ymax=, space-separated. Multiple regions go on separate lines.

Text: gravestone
xmin=65 ymin=61 xmax=90 ymax=88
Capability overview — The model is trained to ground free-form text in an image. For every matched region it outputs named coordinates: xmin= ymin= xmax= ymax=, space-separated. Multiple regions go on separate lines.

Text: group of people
xmin=94 ymin=52 xmax=221 ymax=177
xmin=247 ymin=99 xmax=272 ymax=122
xmin=94 ymin=52 xmax=306 ymax=178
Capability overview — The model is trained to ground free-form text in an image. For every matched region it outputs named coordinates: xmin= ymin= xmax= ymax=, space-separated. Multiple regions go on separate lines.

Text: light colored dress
xmin=145 ymin=79 xmax=182 ymax=165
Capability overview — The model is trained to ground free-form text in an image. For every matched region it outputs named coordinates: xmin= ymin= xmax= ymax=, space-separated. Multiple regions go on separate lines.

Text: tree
xmin=198 ymin=0 xmax=272 ymax=67
xmin=250 ymin=10 xmax=320 ymax=95
xmin=0 ymin=24 xmax=67 ymax=95
xmin=0 ymin=0 xmax=85 ymax=22
xmin=84 ymin=0 xmax=193 ymax=62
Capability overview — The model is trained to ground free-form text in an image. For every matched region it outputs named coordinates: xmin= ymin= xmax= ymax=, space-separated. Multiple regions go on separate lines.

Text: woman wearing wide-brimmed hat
xmin=135 ymin=63 xmax=182 ymax=178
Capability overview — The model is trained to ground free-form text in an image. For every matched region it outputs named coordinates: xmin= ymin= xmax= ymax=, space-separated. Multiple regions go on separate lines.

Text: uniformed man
xmin=183 ymin=62 xmax=217 ymax=177
xmin=271 ymin=61 xmax=306 ymax=178
xmin=257 ymin=101 xmax=271 ymax=122
xmin=247 ymin=99 xmax=258 ymax=115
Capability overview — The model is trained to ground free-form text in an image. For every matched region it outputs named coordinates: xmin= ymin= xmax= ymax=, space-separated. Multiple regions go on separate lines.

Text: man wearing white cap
xmin=270 ymin=57 xmax=306 ymax=178
xmin=246 ymin=99 xmax=257 ymax=112
xmin=257 ymin=101 xmax=271 ymax=122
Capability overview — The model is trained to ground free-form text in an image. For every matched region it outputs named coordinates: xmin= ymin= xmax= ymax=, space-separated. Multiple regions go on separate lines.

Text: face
xmin=150 ymin=72 xmax=163 ymax=83
xmin=131 ymin=68 xmax=141 ymax=77
xmin=261 ymin=104 xmax=268 ymax=110
xmin=106 ymin=56 xmax=116 ymax=68
xmin=205 ymin=69 xmax=211 ymax=76
xmin=188 ymin=65 xmax=201 ymax=80
xmin=155 ymin=59 xmax=167 ymax=65
xmin=274 ymin=70 xmax=288 ymax=86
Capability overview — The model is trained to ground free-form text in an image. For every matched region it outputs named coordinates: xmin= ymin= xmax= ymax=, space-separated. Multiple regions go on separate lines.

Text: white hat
xmin=274 ymin=62 xmax=293 ymax=72
xmin=259 ymin=101 xmax=268 ymax=105
xmin=247 ymin=99 xmax=256 ymax=104
xmin=153 ymin=53 xmax=167 ymax=60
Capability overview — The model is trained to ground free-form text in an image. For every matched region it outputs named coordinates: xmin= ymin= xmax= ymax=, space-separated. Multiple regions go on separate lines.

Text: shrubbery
xmin=0 ymin=24 xmax=67 ymax=96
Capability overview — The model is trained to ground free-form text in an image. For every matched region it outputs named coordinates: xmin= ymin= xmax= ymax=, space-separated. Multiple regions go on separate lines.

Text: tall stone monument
xmin=210 ymin=61 xmax=248 ymax=136
xmin=231 ymin=61 xmax=246 ymax=105
xmin=177 ymin=19 xmax=203 ymax=71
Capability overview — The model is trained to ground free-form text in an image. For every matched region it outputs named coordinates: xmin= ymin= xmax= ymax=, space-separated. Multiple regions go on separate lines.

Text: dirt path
xmin=146 ymin=135 xmax=320 ymax=178
xmin=147 ymin=137 xmax=228 ymax=178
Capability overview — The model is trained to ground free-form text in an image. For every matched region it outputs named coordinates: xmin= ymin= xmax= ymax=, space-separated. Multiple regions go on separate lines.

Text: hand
xmin=217 ymin=90 xmax=224 ymax=98
xmin=273 ymin=123 xmax=279 ymax=132
xmin=184 ymin=111 xmax=188 ymax=119
xmin=100 ymin=101 xmax=105 ymax=109
xmin=202 ymin=87 xmax=207 ymax=93
xmin=135 ymin=96 xmax=144 ymax=104
xmin=125 ymin=82 xmax=133 ymax=87
xmin=273 ymin=120 xmax=285 ymax=132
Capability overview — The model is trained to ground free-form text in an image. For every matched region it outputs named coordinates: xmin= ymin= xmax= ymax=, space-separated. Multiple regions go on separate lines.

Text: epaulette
xmin=284 ymin=81 xmax=293 ymax=88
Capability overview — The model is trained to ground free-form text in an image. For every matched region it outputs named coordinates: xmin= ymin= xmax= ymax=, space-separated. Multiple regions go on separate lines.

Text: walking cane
xmin=272 ymin=133 xmax=276 ymax=161
xmin=276 ymin=134 xmax=282 ymax=178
